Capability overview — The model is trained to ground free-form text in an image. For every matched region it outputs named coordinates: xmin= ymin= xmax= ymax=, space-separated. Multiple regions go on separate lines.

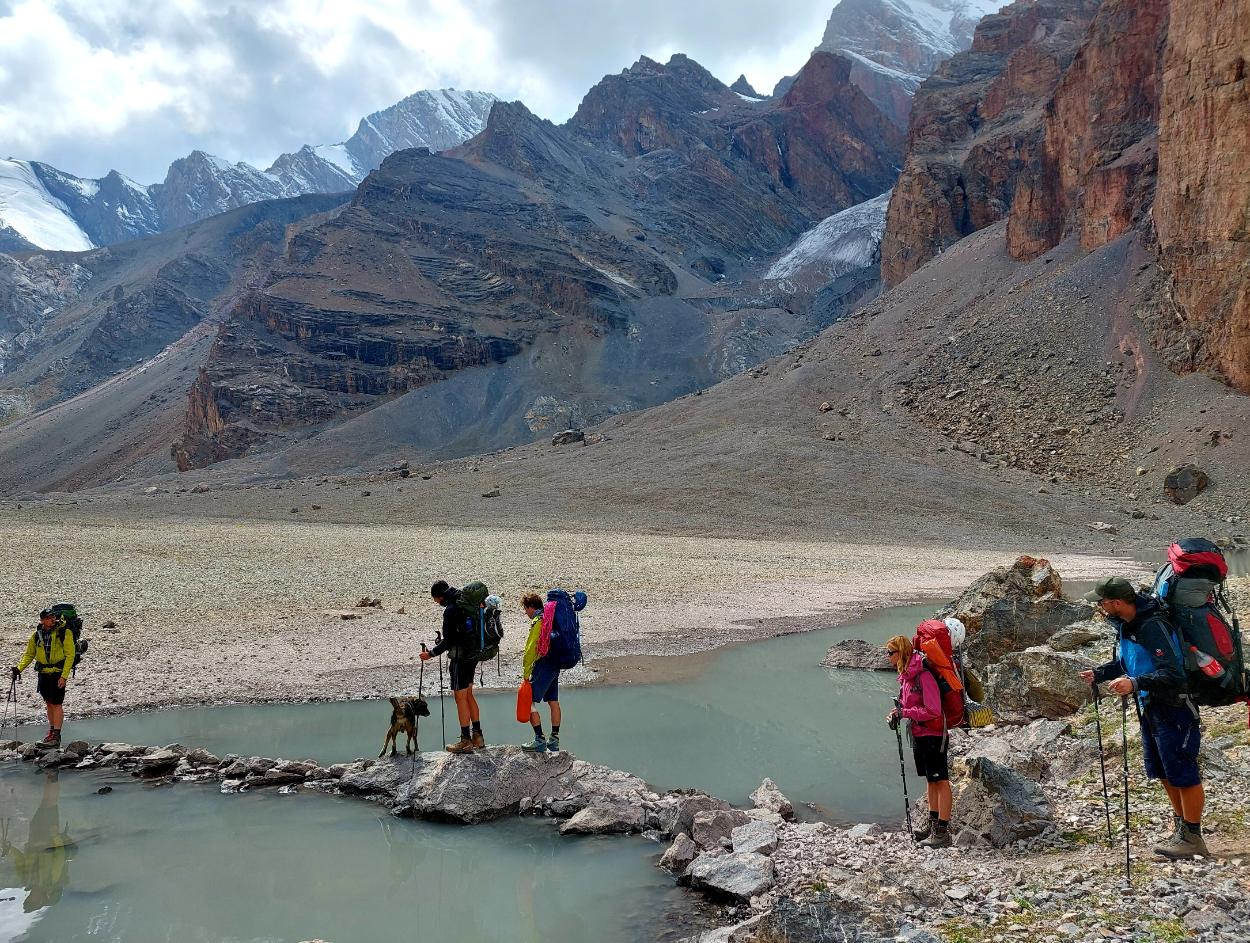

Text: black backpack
xmin=454 ymin=582 xmax=503 ymax=664
xmin=49 ymin=602 xmax=89 ymax=672
xmin=1152 ymin=539 xmax=1247 ymax=706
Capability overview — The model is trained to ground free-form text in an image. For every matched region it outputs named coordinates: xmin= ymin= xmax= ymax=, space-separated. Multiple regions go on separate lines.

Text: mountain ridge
xmin=0 ymin=89 xmax=497 ymax=251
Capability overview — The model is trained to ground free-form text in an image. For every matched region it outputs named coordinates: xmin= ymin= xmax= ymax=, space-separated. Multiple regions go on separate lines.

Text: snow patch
xmin=765 ymin=190 xmax=891 ymax=282
xmin=312 ymin=144 xmax=360 ymax=177
xmin=0 ymin=160 xmax=94 ymax=251
xmin=734 ymin=92 xmax=766 ymax=102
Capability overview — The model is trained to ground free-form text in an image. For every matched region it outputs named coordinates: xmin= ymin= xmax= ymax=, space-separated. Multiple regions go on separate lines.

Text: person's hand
xmin=57 ymin=677 xmax=66 ymax=689
xmin=9 ymin=666 xmax=18 ymax=681
xmin=1107 ymin=676 xmax=1134 ymax=696
xmin=419 ymin=650 xmax=431 ymax=661
xmin=1079 ymin=669 xmax=1095 ymax=684
xmin=886 ymin=708 xmax=900 ymax=730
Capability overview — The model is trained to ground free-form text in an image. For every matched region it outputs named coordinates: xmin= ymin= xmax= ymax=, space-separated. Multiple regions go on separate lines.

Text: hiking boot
xmin=39 ymin=729 xmax=60 ymax=747
xmin=471 ymin=730 xmax=485 ymax=750
xmin=919 ymin=823 xmax=952 ymax=849
xmin=546 ymin=734 xmax=560 ymax=754
xmin=1152 ymin=818 xmax=1183 ymax=856
xmin=521 ymin=736 xmax=547 ymax=753
xmin=912 ymin=819 xmax=935 ymax=842
xmin=445 ymin=737 xmax=475 ymax=755
xmin=1154 ymin=830 xmax=1210 ymax=859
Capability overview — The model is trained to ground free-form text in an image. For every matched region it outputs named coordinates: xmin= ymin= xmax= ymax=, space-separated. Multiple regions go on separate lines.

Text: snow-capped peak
xmin=819 ymin=0 xmax=1003 ymax=87
xmin=0 ymin=159 xmax=94 ymax=251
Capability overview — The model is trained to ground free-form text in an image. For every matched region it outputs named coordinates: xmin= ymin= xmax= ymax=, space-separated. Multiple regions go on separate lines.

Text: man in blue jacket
xmin=1080 ymin=577 xmax=1205 ymax=858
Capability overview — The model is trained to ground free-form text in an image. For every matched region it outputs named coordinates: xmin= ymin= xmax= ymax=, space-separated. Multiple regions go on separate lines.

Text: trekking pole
xmin=1120 ymin=695 xmax=1131 ymax=885
xmin=1090 ymin=683 xmax=1114 ymax=845
xmin=413 ymin=652 xmax=427 ymax=777
xmin=1 ymin=673 xmax=17 ymax=735
xmin=891 ymin=703 xmax=914 ymax=840
xmin=437 ymin=646 xmax=447 ymax=750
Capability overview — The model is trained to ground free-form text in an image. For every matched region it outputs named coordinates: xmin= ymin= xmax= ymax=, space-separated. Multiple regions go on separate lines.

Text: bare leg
xmin=453 ymin=689 xmax=471 ymax=728
xmin=49 ymin=703 xmax=63 ymax=730
xmin=529 ymin=709 xmax=542 ymax=727
xmin=1177 ymin=783 xmax=1205 ymax=823
xmin=466 ymin=687 xmax=480 ymax=723
xmin=1161 ymin=781 xmax=1185 ymax=818
xmin=549 ymin=700 xmax=562 ymax=728
xmin=926 ymin=781 xmax=938 ymax=815
xmin=934 ymin=781 xmax=953 ymax=820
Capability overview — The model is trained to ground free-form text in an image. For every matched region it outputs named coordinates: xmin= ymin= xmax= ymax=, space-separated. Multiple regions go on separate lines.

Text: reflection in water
xmin=1 ymin=771 xmax=73 ymax=925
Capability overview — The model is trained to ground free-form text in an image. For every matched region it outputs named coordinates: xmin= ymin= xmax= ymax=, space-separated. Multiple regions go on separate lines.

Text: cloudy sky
xmin=0 ymin=0 xmax=834 ymax=183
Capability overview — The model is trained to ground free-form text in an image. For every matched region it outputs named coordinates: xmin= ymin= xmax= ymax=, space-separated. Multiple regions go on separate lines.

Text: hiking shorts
xmin=1141 ymin=702 xmax=1201 ymax=788
xmin=448 ymin=659 xmax=476 ymax=692
xmin=530 ymin=659 xmax=560 ymax=703
xmin=36 ymin=671 xmax=67 ymax=706
xmin=912 ymin=734 xmax=949 ymax=782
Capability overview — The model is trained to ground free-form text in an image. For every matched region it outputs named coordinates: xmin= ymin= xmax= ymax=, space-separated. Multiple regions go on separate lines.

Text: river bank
xmin=0 ymin=509 xmax=1135 ymax=721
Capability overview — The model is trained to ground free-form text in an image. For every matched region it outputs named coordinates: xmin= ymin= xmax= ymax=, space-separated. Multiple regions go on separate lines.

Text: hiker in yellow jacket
xmin=12 ymin=609 xmax=75 ymax=747
xmin=520 ymin=593 xmax=562 ymax=753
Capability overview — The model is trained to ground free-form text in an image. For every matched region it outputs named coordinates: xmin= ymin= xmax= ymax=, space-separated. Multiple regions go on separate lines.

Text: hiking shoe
xmin=39 ymin=729 xmax=60 ymax=747
xmin=919 ymin=825 xmax=952 ymax=849
xmin=445 ymin=737 xmax=475 ymax=754
xmin=1154 ymin=830 xmax=1209 ymax=859
xmin=912 ymin=820 xmax=934 ymax=842
xmin=471 ymin=730 xmax=485 ymax=750
xmin=521 ymin=736 xmax=547 ymax=753
xmin=546 ymin=735 xmax=559 ymax=754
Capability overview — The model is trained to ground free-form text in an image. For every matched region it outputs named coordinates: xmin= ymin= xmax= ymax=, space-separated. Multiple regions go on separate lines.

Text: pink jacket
xmin=899 ymin=652 xmax=945 ymax=738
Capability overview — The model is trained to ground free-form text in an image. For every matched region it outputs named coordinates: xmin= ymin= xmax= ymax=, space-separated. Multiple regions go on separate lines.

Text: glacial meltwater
xmin=1 ymin=603 xmax=933 ymax=942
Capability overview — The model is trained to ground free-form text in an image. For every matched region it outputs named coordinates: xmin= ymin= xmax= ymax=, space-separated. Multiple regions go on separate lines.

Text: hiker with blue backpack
xmin=1081 ymin=574 xmax=1206 ymax=858
xmin=518 ymin=589 xmax=586 ymax=754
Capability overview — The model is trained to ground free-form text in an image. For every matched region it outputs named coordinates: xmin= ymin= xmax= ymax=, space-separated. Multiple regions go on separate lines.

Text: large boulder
xmin=559 ymin=799 xmax=646 ymax=835
xmin=691 ymin=809 xmax=752 ymax=850
xmin=395 ymin=747 xmax=576 ymax=822
xmin=538 ymin=758 xmax=652 ymax=819
xmin=939 ymin=556 xmax=1093 ymax=664
xmin=820 ymin=638 xmax=893 ymax=671
xmin=963 ymin=719 xmax=1071 ymax=780
xmin=731 ymin=820 xmax=779 ymax=856
xmin=1164 ymin=464 xmax=1209 ymax=505
xmin=749 ymin=778 xmax=795 ymax=821
xmin=134 ymin=748 xmax=182 ymax=776
xmin=661 ymin=791 xmax=735 ymax=837
xmin=659 ymin=832 xmax=699 ymax=874
xmin=687 ymin=851 xmax=775 ymax=900
xmin=984 ymin=647 xmax=1096 ymax=720
xmin=1047 ymin=618 xmax=1114 ymax=653
xmin=954 ymin=756 xmax=1053 ymax=847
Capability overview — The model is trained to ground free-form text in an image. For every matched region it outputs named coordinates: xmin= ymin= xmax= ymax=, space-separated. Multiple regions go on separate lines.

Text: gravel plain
xmin=0 ymin=508 xmax=1130 ymax=722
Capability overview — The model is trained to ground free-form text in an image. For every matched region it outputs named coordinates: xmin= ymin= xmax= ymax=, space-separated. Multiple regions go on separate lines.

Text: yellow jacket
xmin=17 ymin=628 xmax=75 ymax=679
xmin=523 ymin=614 xmax=542 ymax=681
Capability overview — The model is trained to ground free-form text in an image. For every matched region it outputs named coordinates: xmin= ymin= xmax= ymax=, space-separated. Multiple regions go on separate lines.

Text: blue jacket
xmin=1092 ymin=594 xmax=1187 ymax=708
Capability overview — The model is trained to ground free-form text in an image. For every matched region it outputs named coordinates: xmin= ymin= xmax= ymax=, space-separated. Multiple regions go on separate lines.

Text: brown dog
xmin=379 ymin=696 xmax=431 ymax=757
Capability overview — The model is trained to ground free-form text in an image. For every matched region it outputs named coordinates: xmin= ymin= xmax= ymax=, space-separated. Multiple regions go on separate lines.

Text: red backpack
xmin=914 ymin=619 xmax=966 ymax=729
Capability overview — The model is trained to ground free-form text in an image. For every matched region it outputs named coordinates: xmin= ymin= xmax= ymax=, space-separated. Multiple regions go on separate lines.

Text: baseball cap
xmin=1084 ymin=577 xmax=1136 ymax=604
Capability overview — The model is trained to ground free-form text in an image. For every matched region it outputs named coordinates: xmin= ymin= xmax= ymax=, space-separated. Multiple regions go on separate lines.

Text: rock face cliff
xmin=880 ymin=0 xmax=1100 ymax=288
xmin=882 ymin=0 xmax=1248 ymax=392
xmin=1154 ymin=0 xmax=1250 ymax=393
xmin=1007 ymin=0 xmax=1168 ymax=260
xmin=174 ymin=53 xmax=903 ymax=470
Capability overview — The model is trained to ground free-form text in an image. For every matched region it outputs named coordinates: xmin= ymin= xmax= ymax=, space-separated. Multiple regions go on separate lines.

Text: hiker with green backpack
xmin=11 ymin=607 xmax=80 ymax=747
xmin=420 ymin=580 xmax=502 ymax=754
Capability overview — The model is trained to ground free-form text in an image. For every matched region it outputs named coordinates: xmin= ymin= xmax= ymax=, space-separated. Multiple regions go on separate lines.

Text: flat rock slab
xmin=820 ymin=638 xmax=893 ymax=671
xmin=688 ymin=851 xmax=775 ymax=900
xmin=398 ymin=746 xmax=576 ymax=823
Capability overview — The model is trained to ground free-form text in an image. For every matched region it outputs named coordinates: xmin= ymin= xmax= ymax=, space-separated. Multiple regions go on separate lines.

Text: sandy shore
xmin=0 ymin=511 xmax=1136 ymax=723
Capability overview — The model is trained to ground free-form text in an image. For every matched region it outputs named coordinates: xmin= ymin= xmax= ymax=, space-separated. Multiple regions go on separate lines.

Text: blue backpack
xmin=546 ymin=589 xmax=587 ymax=670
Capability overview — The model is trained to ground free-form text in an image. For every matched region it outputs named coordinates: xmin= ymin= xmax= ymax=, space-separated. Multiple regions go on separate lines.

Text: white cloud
xmin=0 ymin=0 xmax=833 ymax=182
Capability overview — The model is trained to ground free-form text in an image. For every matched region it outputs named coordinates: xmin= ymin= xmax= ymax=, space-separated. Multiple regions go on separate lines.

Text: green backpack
xmin=49 ymin=603 xmax=88 ymax=672
xmin=455 ymin=582 xmax=502 ymax=663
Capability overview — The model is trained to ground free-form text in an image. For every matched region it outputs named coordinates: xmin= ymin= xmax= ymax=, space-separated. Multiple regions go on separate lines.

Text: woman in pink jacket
xmin=885 ymin=634 xmax=954 ymax=848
